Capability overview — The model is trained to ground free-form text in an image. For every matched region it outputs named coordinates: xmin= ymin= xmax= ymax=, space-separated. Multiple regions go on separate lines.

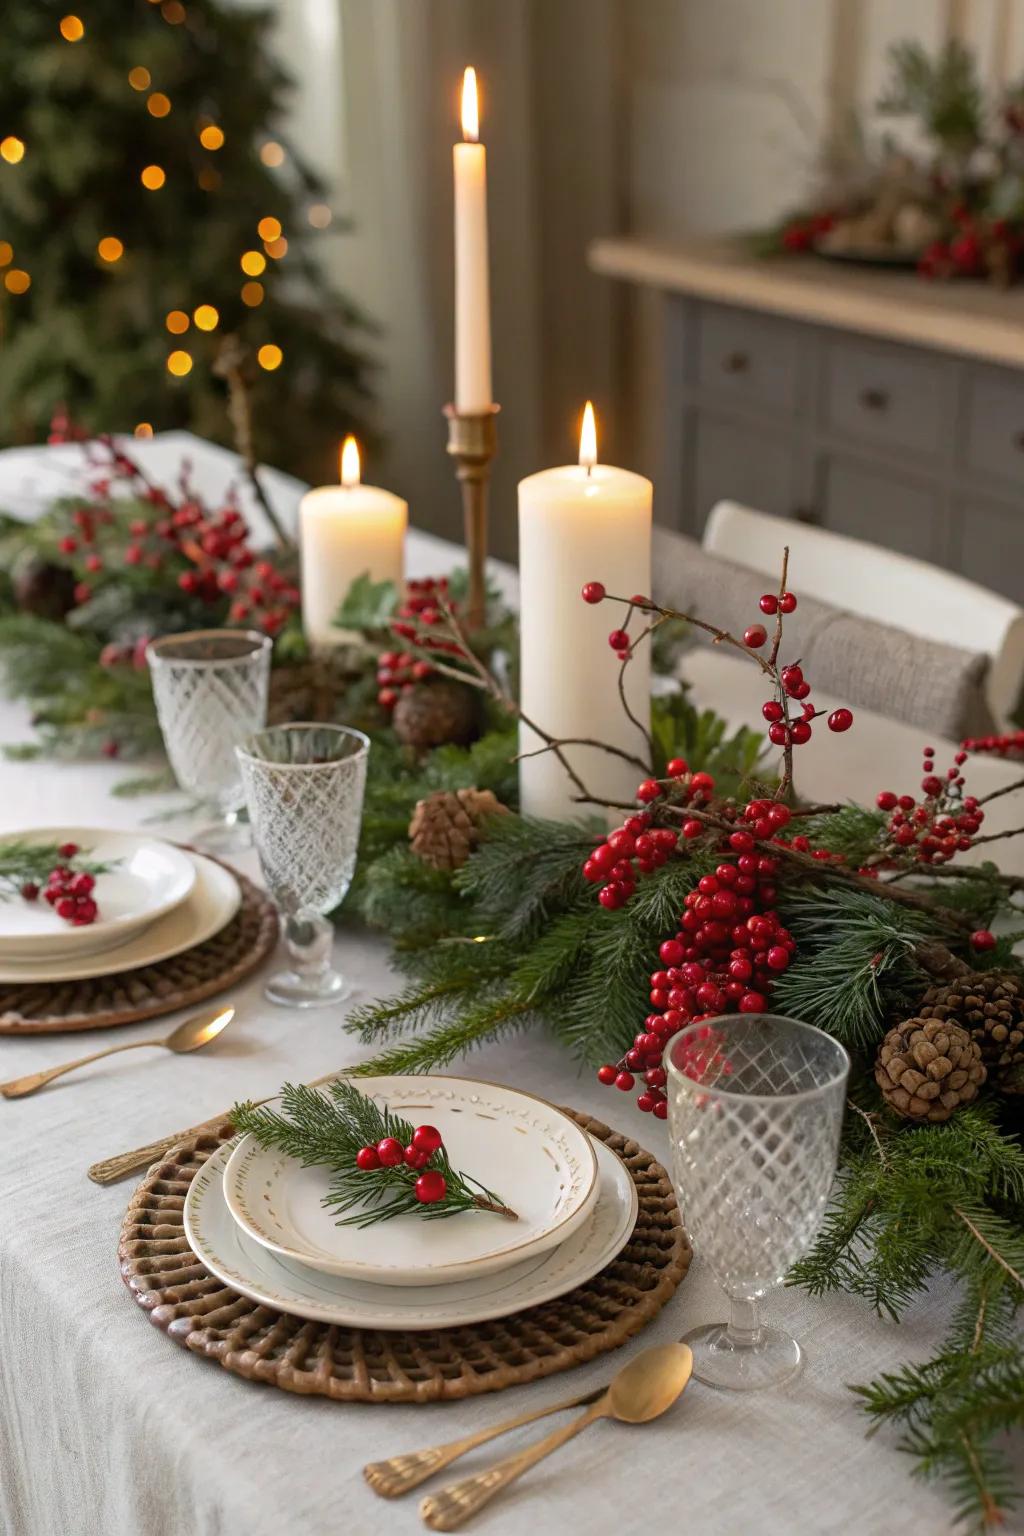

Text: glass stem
xmin=283 ymin=909 xmax=333 ymax=985
xmin=725 ymin=1296 xmax=762 ymax=1350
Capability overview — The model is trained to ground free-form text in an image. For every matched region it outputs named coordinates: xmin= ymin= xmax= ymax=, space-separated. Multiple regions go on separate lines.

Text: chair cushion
xmin=652 ymin=528 xmax=996 ymax=741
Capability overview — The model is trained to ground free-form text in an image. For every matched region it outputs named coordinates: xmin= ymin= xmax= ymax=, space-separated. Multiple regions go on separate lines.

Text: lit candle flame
xmin=578 ymin=401 xmax=597 ymax=470
xmin=340 ymin=435 xmax=360 ymax=487
xmin=461 ymin=67 xmax=479 ymax=143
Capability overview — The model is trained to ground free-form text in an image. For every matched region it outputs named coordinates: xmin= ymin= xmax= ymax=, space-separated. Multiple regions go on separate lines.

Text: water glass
xmin=235 ymin=723 xmax=369 ymax=1007
xmin=147 ymin=629 xmax=271 ymax=852
xmin=665 ymin=1013 xmax=849 ymax=1390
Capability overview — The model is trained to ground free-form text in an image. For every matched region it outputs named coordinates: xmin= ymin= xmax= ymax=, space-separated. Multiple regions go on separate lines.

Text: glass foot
xmin=264 ymin=966 xmax=350 ymax=1009
xmin=192 ymin=818 xmax=251 ymax=855
xmin=684 ymin=1321 xmax=802 ymax=1391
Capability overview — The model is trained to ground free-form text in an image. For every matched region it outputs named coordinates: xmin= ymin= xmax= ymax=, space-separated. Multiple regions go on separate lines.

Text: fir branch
xmin=350 ymin=995 xmax=534 ymax=1077
xmin=231 ymin=1079 xmax=516 ymax=1225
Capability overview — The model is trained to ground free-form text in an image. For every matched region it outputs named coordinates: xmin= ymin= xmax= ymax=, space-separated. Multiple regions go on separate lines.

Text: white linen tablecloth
xmin=1 ymin=438 xmax=1021 ymax=1536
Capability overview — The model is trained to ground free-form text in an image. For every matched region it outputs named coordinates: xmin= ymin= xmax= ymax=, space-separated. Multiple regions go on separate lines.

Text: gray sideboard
xmin=589 ymin=236 xmax=1024 ymax=605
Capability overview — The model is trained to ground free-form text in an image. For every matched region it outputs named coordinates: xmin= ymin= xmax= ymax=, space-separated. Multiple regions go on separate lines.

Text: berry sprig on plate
xmin=232 ymin=1079 xmax=518 ymax=1228
xmin=0 ymin=839 xmax=113 ymax=927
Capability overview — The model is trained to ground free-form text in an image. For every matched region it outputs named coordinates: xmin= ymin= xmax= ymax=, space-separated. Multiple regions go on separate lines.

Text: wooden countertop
xmin=588 ymin=233 xmax=1024 ymax=370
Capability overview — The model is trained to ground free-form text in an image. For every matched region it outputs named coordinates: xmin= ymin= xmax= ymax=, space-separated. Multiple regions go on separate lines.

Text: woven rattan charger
xmin=0 ymin=863 xmax=277 ymax=1034
xmin=119 ymin=1111 xmax=691 ymax=1404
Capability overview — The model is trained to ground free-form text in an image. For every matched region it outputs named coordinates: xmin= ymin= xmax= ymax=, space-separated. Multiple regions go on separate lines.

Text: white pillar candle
xmin=453 ymin=67 xmax=492 ymax=413
xmin=299 ymin=437 xmax=407 ymax=650
xmin=518 ymin=404 xmax=653 ymax=822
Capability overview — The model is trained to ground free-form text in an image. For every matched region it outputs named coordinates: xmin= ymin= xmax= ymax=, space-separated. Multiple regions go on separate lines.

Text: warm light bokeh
xmin=128 ymin=66 xmax=151 ymax=91
xmin=165 ymin=310 xmax=190 ymax=334
xmin=59 ymin=15 xmax=85 ymax=41
xmin=1 ymin=137 xmax=26 ymax=165
xmin=308 ymin=203 xmax=332 ymax=229
xmin=240 ymin=249 xmax=266 ymax=276
xmin=134 ymin=423 xmax=154 ymax=438
xmin=193 ymin=304 xmax=219 ymax=331
xmin=260 ymin=141 xmax=285 ymax=167
xmin=97 ymin=236 xmax=124 ymax=263
xmin=240 ymin=281 xmax=264 ymax=307
xmin=4 ymin=269 xmax=31 ymax=294
xmin=140 ymin=164 xmax=166 ymax=190
xmin=147 ymin=93 xmax=171 ymax=118
xmin=199 ymin=124 xmax=224 ymax=151
xmin=257 ymin=216 xmax=282 ymax=242
xmin=257 ymin=344 xmax=283 ymax=371
xmin=167 ymin=349 xmax=193 ymax=376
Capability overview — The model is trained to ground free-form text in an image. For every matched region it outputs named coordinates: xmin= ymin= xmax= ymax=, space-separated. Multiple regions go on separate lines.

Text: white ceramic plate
xmin=0 ymin=828 xmax=195 ymax=960
xmin=185 ymin=1133 xmax=637 ymax=1329
xmin=0 ymin=851 xmax=239 ymax=982
xmin=223 ymin=1076 xmax=600 ymax=1286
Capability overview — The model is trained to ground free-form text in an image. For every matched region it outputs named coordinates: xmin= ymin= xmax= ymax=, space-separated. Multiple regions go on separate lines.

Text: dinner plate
xmin=185 ymin=1133 xmax=637 ymax=1329
xmin=0 ymin=851 xmax=239 ymax=982
xmin=0 ymin=828 xmax=196 ymax=960
xmin=223 ymin=1076 xmax=600 ymax=1285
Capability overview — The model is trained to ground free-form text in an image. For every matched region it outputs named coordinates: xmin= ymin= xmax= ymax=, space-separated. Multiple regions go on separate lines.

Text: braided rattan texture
xmin=0 ymin=870 xmax=277 ymax=1034
xmin=118 ymin=1112 xmax=691 ymax=1403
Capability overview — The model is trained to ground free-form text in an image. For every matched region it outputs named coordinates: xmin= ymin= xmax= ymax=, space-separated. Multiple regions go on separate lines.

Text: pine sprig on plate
xmin=0 ymin=839 xmax=115 ymax=898
xmin=231 ymin=1079 xmax=518 ymax=1227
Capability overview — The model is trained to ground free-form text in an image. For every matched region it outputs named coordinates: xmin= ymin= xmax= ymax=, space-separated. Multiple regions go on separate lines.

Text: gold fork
xmin=363 ymin=1385 xmax=605 ymax=1498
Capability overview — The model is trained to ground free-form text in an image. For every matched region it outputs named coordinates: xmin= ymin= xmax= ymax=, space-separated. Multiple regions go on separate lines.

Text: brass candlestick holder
xmin=444 ymin=402 xmax=500 ymax=629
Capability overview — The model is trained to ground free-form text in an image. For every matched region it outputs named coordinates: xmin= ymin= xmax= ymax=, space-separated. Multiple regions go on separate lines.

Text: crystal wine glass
xmin=235 ymin=723 xmax=370 ymax=1007
xmin=147 ymin=629 xmax=271 ymax=852
xmin=665 ymin=1013 xmax=849 ymax=1390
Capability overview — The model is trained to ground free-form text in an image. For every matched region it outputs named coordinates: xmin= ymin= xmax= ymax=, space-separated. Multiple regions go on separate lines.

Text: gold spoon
xmin=0 ymin=1005 xmax=235 ymax=1098
xmin=419 ymin=1342 xmax=693 ymax=1531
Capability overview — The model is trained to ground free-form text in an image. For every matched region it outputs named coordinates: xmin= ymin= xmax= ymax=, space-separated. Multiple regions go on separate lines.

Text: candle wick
xmin=586 ymin=463 xmax=593 ymax=479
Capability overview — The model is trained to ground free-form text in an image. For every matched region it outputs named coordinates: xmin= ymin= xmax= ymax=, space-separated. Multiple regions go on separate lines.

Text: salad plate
xmin=223 ymin=1076 xmax=600 ymax=1286
xmin=0 ymin=828 xmax=195 ymax=961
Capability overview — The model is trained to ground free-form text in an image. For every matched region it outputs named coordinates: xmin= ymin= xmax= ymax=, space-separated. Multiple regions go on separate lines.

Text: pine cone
xmin=875 ymin=1016 xmax=986 ymax=1123
xmin=409 ymin=787 xmax=508 ymax=870
xmin=918 ymin=970 xmax=1024 ymax=1089
xmin=12 ymin=556 xmax=77 ymax=620
xmin=393 ymin=681 xmax=478 ymax=750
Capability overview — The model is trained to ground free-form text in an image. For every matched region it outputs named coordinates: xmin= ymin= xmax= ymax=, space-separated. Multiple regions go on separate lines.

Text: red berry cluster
xmin=581 ymin=763 xmax=715 ymax=909
xmin=960 ymin=730 xmax=1024 ymax=759
xmin=355 ymin=1123 xmax=447 ymax=1204
xmin=376 ymin=650 xmax=434 ymax=712
xmin=597 ymin=851 xmax=795 ymax=1116
xmin=917 ymin=206 xmax=1022 ymax=282
xmin=874 ymin=745 xmax=983 ymax=866
xmin=21 ymin=843 xmax=101 ymax=926
xmin=49 ymin=429 xmax=299 ymax=637
xmin=779 ymin=212 xmax=836 ymax=251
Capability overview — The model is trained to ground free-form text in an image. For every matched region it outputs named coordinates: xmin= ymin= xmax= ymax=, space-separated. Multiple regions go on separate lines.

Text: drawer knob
xmin=859 ymin=386 xmax=889 ymax=412
xmin=722 ymin=350 xmax=750 ymax=374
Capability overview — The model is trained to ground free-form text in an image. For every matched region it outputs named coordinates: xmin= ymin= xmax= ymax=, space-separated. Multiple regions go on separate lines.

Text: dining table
xmin=1 ymin=434 xmax=1021 ymax=1536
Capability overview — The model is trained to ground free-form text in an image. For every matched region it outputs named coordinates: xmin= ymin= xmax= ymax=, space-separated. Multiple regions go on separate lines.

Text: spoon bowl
xmin=606 ymin=1341 xmax=694 ymax=1422
xmin=164 ymin=1006 xmax=236 ymax=1053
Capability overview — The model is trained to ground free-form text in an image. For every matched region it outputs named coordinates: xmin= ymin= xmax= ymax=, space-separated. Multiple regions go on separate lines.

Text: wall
xmin=620 ymin=0 xmax=1024 ymax=488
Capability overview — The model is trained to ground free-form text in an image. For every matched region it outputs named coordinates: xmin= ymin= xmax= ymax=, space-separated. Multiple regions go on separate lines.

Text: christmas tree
xmin=0 ymin=0 xmax=373 ymax=479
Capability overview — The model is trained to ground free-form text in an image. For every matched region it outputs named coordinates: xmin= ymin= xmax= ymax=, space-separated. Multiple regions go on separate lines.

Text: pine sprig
xmin=0 ymin=839 xmax=115 ymax=897
xmin=231 ymin=1079 xmax=516 ymax=1226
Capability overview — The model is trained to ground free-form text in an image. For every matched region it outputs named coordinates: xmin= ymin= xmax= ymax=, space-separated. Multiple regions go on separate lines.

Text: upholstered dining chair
xmin=702 ymin=500 xmax=1024 ymax=729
